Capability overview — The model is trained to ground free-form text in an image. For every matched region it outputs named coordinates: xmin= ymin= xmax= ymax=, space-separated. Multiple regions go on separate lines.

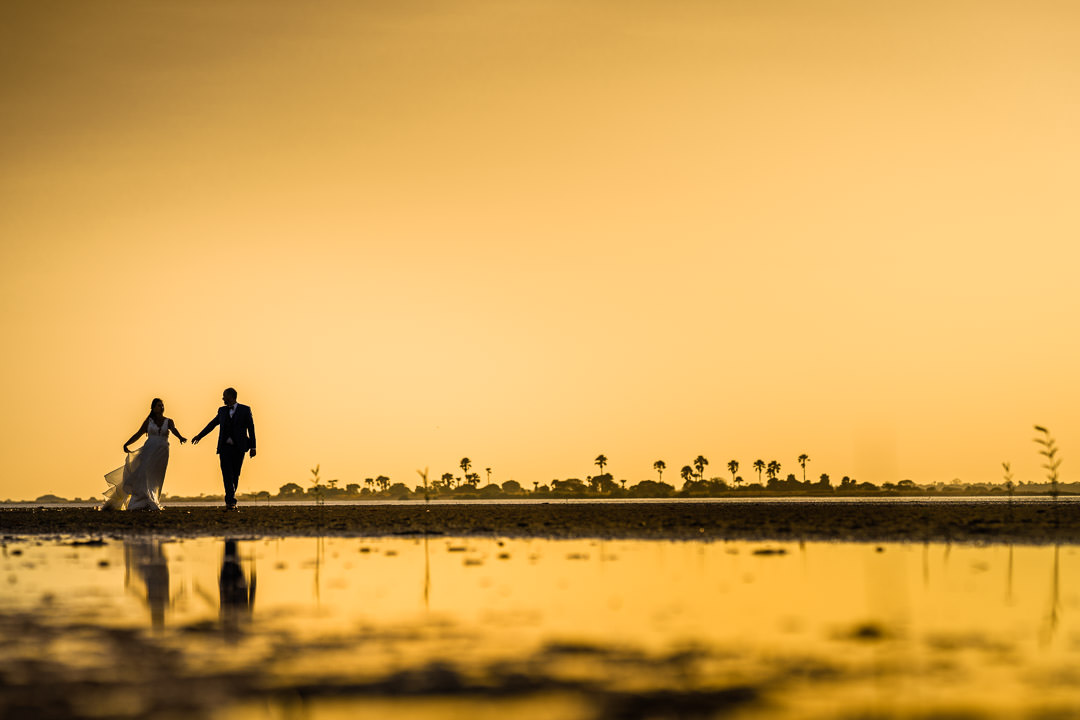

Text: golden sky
xmin=2 ymin=1 xmax=1080 ymax=500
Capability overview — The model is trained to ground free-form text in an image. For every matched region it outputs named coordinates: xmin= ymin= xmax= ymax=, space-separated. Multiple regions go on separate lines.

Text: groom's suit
xmin=194 ymin=404 xmax=256 ymax=506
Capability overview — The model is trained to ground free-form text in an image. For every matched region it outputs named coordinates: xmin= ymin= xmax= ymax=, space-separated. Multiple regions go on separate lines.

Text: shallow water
xmin=2 ymin=536 xmax=1078 ymax=719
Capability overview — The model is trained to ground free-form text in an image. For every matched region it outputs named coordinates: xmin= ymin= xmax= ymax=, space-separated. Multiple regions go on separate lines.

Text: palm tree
xmin=680 ymin=465 xmax=694 ymax=485
xmin=753 ymin=459 xmax=765 ymax=485
xmin=485 ymin=467 xmax=492 ymax=485
xmin=727 ymin=460 xmax=739 ymax=485
xmin=460 ymin=457 xmax=471 ymax=481
xmin=797 ymin=454 xmax=810 ymax=483
xmin=595 ymin=454 xmax=608 ymax=476
xmin=653 ymin=460 xmax=666 ymax=483
xmin=693 ymin=455 xmax=708 ymax=482
xmin=766 ymin=460 xmax=781 ymax=483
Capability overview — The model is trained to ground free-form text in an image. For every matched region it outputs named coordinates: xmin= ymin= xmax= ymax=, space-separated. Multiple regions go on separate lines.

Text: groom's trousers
xmin=220 ymin=447 xmax=245 ymax=504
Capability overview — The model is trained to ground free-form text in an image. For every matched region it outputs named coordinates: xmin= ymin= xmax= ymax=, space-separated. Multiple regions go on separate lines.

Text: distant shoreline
xmin=16 ymin=487 xmax=1079 ymax=506
xmin=2 ymin=500 xmax=1078 ymax=544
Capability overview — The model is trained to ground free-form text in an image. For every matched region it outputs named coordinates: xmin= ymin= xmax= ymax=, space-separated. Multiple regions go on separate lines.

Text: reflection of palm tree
xmin=797 ymin=454 xmax=810 ymax=483
xmin=753 ymin=459 xmax=765 ymax=485
xmin=653 ymin=460 xmax=666 ymax=483
xmin=727 ymin=460 xmax=739 ymax=485
xmin=595 ymin=454 xmax=608 ymax=476
xmin=694 ymin=455 xmax=708 ymax=481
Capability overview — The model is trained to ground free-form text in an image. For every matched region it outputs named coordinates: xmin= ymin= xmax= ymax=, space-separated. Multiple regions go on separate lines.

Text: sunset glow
xmin=3 ymin=1 xmax=1080 ymax=500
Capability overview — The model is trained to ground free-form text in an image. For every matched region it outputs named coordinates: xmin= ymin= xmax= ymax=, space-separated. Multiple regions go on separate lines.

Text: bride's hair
xmin=149 ymin=398 xmax=163 ymax=415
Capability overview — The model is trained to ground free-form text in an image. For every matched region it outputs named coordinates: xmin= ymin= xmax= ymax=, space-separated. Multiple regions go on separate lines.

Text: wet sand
xmin=2 ymin=500 xmax=1077 ymax=543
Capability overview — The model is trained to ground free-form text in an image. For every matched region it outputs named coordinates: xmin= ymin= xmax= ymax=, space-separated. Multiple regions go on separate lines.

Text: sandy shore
xmin=2 ymin=500 xmax=1078 ymax=543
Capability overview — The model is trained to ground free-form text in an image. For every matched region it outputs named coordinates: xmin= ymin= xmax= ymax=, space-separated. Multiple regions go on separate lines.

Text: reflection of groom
xmin=220 ymin=538 xmax=255 ymax=638
xmin=192 ymin=387 xmax=256 ymax=508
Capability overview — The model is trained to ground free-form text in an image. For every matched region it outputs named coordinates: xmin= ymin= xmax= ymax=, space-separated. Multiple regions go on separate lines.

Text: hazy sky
xmin=3 ymin=1 xmax=1080 ymax=500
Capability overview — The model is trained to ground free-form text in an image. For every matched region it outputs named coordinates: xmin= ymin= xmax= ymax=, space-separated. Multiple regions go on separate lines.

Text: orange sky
xmin=2 ymin=1 xmax=1080 ymax=500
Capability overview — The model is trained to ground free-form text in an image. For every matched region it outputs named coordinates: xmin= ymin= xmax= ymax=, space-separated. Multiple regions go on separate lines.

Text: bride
xmin=102 ymin=398 xmax=186 ymax=510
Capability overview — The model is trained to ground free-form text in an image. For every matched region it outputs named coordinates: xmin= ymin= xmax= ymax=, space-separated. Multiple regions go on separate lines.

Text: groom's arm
xmin=191 ymin=414 xmax=220 ymax=445
xmin=246 ymin=408 xmax=256 ymax=457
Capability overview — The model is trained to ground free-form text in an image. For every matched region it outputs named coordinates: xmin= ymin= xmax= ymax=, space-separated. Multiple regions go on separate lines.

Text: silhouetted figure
xmin=125 ymin=540 xmax=170 ymax=630
xmin=192 ymin=388 xmax=256 ymax=508
xmin=103 ymin=398 xmax=187 ymax=510
xmin=220 ymin=539 xmax=255 ymax=638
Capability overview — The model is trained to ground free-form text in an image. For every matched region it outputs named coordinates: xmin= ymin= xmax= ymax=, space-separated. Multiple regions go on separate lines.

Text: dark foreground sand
xmin=2 ymin=500 xmax=1078 ymax=543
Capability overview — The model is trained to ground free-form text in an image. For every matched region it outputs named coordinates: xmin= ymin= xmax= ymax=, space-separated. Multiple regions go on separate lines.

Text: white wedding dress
xmin=103 ymin=417 xmax=170 ymax=510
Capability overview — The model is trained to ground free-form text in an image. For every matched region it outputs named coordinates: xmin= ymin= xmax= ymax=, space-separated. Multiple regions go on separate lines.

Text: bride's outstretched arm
xmin=169 ymin=420 xmax=187 ymax=444
xmin=123 ymin=418 xmax=149 ymax=453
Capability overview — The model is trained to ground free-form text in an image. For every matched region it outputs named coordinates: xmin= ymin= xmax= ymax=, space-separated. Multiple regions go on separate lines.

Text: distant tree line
xmin=20 ymin=441 xmax=1073 ymax=504
xmin=252 ymin=476 xmax=1078 ymax=502
xmin=24 ymin=427 xmax=1070 ymax=504
xmin=252 ymin=452 xmax=1076 ymax=502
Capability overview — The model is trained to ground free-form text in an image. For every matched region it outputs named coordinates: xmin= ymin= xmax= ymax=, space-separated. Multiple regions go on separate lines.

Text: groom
xmin=192 ymin=387 xmax=256 ymax=508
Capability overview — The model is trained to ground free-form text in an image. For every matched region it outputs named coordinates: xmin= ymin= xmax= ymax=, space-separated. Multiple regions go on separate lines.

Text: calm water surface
xmin=2 ymin=536 xmax=1078 ymax=719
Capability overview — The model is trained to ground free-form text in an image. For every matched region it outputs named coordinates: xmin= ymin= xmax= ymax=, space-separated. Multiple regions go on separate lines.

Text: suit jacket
xmin=195 ymin=404 xmax=256 ymax=454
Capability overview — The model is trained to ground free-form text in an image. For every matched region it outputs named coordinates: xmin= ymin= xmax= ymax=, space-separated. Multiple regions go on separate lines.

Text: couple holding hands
xmin=103 ymin=388 xmax=256 ymax=510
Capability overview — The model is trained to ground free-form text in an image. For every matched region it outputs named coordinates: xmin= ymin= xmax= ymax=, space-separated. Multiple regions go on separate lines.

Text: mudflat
xmin=2 ymin=500 xmax=1077 ymax=543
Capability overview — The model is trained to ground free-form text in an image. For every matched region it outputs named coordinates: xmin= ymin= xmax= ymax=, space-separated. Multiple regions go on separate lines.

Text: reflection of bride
xmin=125 ymin=539 xmax=169 ymax=629
xmin=102 ymin=398 xmax=186 ymax=510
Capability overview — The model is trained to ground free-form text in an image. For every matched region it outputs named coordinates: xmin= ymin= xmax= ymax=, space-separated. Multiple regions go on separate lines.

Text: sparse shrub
xmin=1034 ymin=426 xmax=1061 ymax=498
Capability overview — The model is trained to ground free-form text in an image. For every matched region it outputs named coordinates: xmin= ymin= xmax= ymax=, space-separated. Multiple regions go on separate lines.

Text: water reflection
xmin=220 ymin=538 xmax=256 ymax=639
xmin=1 ymin=537 xmax=1078 ymax=719
xmin=1042 ymin=543 xmax=1061 ymax=646
xmin=423 ymin=533 xmax=431 ymax=609
xmin=124 ymin=539 xmax=169 ymax=630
